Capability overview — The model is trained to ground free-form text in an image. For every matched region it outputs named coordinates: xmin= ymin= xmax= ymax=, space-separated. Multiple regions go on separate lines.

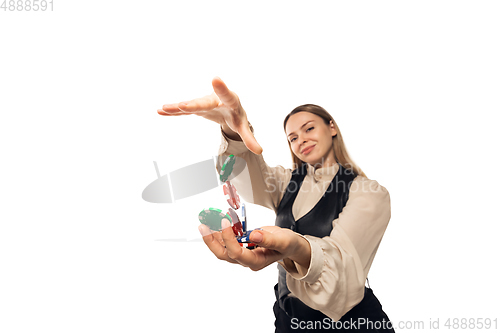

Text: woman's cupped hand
xmin=198 ymin=222 xmax=311 ymax=272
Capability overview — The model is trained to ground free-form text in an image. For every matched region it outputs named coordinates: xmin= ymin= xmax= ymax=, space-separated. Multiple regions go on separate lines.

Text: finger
xmin=248 ymin=247 xmax=284 ymax=269
xmin=157 ymin=109 xmax=192 ymax=116
xmin=213 ymin=230 xmax=248 ymax=266
xmin=212 ymin=77 xmax=239 ymax=110
xmin=158 ymin=105 xmax=196 ymax=117
xmin=212 ymin=77 xmax=263 ymax=154
xmin=211 ymin=230 xmax=226 ymax=247
xmin=198 ymin=225 xmax=238 ymax=264
xmin=248 ymin=227 xmax=291 ymax=254
xmin=219 ymin=220 xmax=278 ymax=269
xmin=220 ymin=225 xmax=283 ymax=270
xmin=161 ymin=103 xmax=201 ymax=114
xmin=219 ymin=219 xmax=245 ymax=261
xmin=158 ymin=109 xmax=210 ymax=117
xmin=176 ymin=93 xmax=220 ymax=113
xmin=238 ymin=122 xmax=263 ymax=155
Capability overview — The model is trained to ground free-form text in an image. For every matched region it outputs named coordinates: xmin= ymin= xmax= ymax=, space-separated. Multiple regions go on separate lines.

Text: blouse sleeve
xmin=278 ymin=176 xmax=391 ymax=321
xmin=216 ymin=127 xmax=292 ymax=213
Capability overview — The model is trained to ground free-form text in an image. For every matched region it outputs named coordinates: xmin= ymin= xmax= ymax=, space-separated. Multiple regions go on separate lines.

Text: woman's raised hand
xmin=158 ymin=77 xmax=263 ymax=155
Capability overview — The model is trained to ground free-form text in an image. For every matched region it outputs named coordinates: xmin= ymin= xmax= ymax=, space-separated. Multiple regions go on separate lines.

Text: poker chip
xmin=237 ymin=233 xmax=251 ymax=243
xmin=220 ymin=154 xmax=236 ymax=183
xmin=232 ymin=222 xmax=244 ymax=237
xmin=223 ymin=181 xmax=241 ymax=210
xmin=198 ymin=208 xmax=232 ymax=231
xmin=241 ymin=203 xmax=247 ymax=233
xmin=236 ymin=229 xmax=255 ymax=243
xmin=198 ymin=154 xmax=255 ymax=248
xmin=239 ymin=242 xmax=257 ymax=250
xmin=228 ymin=207 xmax=244 ymax=237
xmin=237 ymin=230 xmax=257 ymax=250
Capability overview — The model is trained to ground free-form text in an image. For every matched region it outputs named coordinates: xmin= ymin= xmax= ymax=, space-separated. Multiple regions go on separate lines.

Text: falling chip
xmin=198 ymin=208 xmax=232 ymax=231
xmin=216 ymin=154 xmax=245 ymax=183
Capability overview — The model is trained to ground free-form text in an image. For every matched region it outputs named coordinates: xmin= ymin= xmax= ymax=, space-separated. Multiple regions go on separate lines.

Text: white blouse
xmin=216 ymin=128 xmax=391 ymax=321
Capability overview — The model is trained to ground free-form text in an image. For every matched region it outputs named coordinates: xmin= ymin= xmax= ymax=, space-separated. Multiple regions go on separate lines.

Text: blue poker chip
xmin=241 ymin=203 xmax=247 ymax=232
xmin=198 ymin=208 xmax=232 ymax=231
xmin=238 ymin=229 xmax=258 ymax=249
xmin=236 ymin=229 xmax=255 ymax=243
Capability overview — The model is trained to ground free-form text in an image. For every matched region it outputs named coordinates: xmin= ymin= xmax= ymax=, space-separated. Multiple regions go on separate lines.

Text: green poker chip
xmin=220 ymin=154 xmax=236 ymax=183
xmin=198 ymin=207 xmax=232 ymax=231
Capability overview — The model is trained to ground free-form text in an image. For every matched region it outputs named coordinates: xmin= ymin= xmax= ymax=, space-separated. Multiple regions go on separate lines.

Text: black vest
xmin=275 ymin=163 xmax=356 ymax=319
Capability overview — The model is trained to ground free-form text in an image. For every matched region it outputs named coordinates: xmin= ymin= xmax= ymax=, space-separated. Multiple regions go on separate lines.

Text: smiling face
xmin=285 ymin=111 xmax=338 ymax=169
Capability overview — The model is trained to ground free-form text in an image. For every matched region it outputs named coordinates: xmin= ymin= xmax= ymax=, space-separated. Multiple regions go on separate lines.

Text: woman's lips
xmin=302 ymin=145 xmax=316 ymax=155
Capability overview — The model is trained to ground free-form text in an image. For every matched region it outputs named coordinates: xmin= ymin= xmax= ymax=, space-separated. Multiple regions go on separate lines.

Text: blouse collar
xmin=306 ymin=162 xmax=339 ymax=182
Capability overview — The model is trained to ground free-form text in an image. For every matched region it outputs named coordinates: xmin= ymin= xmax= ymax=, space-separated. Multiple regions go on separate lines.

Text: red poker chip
xmin=232 ymin=221 xmax=244 ymax=237
xmin=228 ymin=208 xmax=244 ymax=237
xmin=239 ymin=243 xmax=257 ymax=249
xmin=223 ymin=181 xmax=240 ymax=210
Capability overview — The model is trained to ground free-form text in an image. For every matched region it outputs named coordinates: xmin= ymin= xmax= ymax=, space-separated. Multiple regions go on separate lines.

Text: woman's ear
xmin=329 ymin=120 xmax=337 ymax=137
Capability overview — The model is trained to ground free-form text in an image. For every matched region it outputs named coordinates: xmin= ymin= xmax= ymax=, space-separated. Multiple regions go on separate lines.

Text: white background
xmin=1 ymin=1 xmax=499 ymax=332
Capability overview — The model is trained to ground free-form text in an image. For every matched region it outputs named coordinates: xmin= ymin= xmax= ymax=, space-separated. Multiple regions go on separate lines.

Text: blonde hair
xmin=283 ymin=104 xmax=367 ymax=178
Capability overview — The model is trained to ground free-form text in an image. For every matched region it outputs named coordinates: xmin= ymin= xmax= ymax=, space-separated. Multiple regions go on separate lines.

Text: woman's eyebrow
xmin=287 ymin=121 xmax=314 ymax=137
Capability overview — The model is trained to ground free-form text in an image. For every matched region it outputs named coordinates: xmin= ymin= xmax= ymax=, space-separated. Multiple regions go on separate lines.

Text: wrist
xmin=221 ymin=124 xmax=242 ymax=141
xmin=287 ymin=233 xmax=311 ymax=269
xmin=221 ymin=121 xmax=254 ymax=141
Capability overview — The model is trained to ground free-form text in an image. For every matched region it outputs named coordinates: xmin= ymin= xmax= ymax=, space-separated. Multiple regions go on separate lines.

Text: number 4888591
xmin=1 ymin=0 xmax=54 ymax=11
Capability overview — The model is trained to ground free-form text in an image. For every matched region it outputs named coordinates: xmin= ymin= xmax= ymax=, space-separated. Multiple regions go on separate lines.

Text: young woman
xmin=158 ymin=77 xmax=395 ymax=332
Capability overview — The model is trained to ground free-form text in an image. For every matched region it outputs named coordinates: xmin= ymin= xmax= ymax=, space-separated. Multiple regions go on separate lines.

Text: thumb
xmin=212 ymin=76 xmax=239 ymax=110
xmin=249 ymin=228 xmax=277 ymax=249
xmin=238 ymin=122 xmax=263 ymax=155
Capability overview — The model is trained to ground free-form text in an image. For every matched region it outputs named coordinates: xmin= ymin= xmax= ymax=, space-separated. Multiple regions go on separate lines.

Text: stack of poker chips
xmin=198 ymin=155 xmax=256 ymax=249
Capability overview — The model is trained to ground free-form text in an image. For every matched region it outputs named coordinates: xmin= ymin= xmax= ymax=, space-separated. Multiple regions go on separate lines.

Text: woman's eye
xmin=306 ymin=127 xmax=314 ymax=132
xmin=290 ymin=138 xmax=296 ymax=143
